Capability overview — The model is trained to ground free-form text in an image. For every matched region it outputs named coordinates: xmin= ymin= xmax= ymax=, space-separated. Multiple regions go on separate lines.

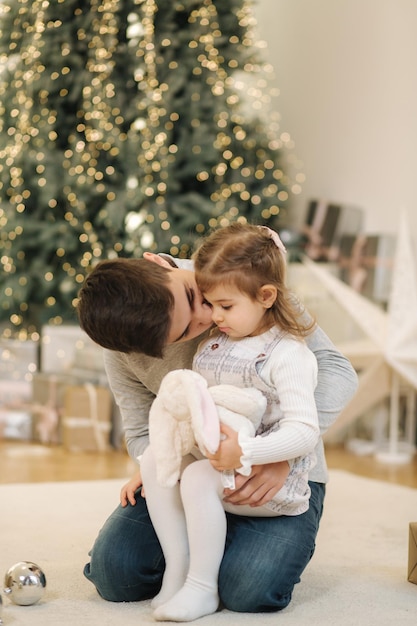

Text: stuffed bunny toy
xmin=148 ymin=369 xmax=267 ymax=488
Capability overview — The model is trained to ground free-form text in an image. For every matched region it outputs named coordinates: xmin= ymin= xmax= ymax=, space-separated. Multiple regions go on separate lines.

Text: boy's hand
xmin=120 ymin=470 xmax=143 ymax=507
xmin=223 ymin=461 xmax=290 ymax=507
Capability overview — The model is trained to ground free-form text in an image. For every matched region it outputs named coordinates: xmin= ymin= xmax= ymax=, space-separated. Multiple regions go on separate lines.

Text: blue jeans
xmin=83 ymin=481 xmax=325 ymax=612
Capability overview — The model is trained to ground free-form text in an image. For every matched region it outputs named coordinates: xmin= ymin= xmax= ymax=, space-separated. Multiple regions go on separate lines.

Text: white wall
xmin=253 ymin=0 xmax=417 ymax=244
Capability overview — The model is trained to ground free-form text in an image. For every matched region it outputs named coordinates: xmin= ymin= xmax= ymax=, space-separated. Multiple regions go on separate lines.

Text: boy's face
xmin=166 ymin=268 xmax=213 ymax=344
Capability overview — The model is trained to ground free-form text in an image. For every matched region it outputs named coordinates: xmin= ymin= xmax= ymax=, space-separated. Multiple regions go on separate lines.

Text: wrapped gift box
xmin=0 ymin=337 xmax=38 ymax=381
xmin=0 ymin=338 xmax=38 ymax=440
xmin=0 ymin=409 xmax=32 ymax=440
xmin=40 ymin=324 xmax=105 ymax=376
xmin=338 ymin=233 xmax=396 ymax=305
xmin=0 ymin=379 xmax=32 ymax=408
xmin=31 ymin=372 xmax=83 ymax=444
xmin=0 ymin=337 xmax=38 ymax=409
xmin=408 ymin=522 xmax=417 ymax=584
xmin=303 ymin=199 xmax=363 ymax=262
xmin=32 ymin=372 xmax=83 ymax=406
xmin=61 ymin=384 xmax=113 ymax=452
xmin=303 ymin=199 xmax=342 ymax=261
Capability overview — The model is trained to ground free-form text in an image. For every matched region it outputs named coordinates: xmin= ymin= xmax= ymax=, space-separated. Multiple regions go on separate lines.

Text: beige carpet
xmin=1 ymin=469 xmax=416 ymax=625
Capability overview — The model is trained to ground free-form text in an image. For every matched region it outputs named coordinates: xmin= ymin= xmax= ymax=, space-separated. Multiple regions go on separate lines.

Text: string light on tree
xmin=0 ymin=0 xmax=301 ymax=336
xmin=128 ymin=0 xmax=296 ymax=258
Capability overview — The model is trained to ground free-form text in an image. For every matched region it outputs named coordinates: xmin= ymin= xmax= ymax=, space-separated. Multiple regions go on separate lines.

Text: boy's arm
xmin=224 ymin=328 xmax=357 ymax=507
xmin=103 ymin=337 xmax=203 ymax=461
xmin=305 ymin=324 xmax=358 ymax=433
xmin=103 ymin=350 xmax=154 ymax=461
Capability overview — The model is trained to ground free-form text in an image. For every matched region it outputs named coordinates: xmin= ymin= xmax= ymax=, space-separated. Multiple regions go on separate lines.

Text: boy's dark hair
xmin=77 ymin=258 xmax=174 ymax=358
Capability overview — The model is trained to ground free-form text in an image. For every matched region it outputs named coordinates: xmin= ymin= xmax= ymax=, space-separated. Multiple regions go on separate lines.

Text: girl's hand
xmin=120 ymin=470 xmax=143 ymax=507
xmin=206 ymin=423 xmax=242 ymax=471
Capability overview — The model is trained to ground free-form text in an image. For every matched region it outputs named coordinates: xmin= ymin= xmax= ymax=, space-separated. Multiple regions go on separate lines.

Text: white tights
xmin=140 ymin=448 xmax=227 ymax=622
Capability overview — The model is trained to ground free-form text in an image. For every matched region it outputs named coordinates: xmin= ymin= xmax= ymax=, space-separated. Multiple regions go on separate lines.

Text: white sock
xmin=153 ymin=574 xmax=219 ymax=622
xmin=153 ymin=460 xmax=225 ymax=622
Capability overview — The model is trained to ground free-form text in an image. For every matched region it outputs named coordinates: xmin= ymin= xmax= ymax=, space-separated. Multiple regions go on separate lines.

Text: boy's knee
xmin=83 ymin=558 xmax=125 ymax=602
xmin=84 ymin=549 xmax=162 ymax=603
xmin=220 ymin=584 xmax=292 ymax=613
xmin=218 ymin=556 xmax=294 ymax=612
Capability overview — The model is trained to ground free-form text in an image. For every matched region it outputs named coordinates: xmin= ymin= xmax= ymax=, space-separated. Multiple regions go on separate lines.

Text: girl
xmin=140 ymin=222 xmax=319 ymax=622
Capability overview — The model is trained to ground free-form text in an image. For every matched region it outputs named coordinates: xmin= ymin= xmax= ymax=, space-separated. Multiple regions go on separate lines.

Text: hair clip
xmin=259 ymin=226 xmax=287 ymax=254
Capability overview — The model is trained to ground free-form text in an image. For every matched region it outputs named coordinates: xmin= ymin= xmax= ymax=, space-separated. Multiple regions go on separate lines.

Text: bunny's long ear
xmin=186 ymin=374 xmax=220 ymax=455
xmin=149 ymin=394 xmax=183 ymax=487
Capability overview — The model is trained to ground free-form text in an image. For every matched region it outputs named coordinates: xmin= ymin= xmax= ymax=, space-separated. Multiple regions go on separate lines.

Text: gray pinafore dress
xmin=193 ymin=326 xmax=315 ymax=515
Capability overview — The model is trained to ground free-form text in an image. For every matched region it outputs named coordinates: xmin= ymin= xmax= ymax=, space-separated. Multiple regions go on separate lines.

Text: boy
xmin=77 ymin=252 xmax=357 ymax=612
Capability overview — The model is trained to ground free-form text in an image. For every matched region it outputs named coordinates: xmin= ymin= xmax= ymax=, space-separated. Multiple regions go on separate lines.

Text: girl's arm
xmin=208 ymin=338 xmax=319 ymax=471
xmin=238 ymin=339 xmax=320 ymax=467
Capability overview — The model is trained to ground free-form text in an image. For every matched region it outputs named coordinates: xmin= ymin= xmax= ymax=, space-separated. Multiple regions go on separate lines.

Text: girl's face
xmin=203 ymin=283 xmax=277 ymax=338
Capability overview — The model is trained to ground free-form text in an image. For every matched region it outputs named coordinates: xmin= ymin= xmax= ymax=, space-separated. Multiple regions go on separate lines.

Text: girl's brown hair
xmin=193 ymin=222 xmax=314 ymax=338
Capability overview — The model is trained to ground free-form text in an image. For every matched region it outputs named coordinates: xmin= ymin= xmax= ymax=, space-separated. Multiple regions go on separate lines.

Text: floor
xmin=0 ymin=440 xmax=416 ymax=488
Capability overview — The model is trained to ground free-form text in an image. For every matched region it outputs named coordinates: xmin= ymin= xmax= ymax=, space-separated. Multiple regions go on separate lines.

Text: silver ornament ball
xmin=4 ymin=561 xmax=46 ymax=606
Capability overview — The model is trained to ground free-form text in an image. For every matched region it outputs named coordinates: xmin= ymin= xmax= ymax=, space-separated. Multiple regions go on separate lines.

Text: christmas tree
xmin=0 ymin=0 xmax=294 ymax=336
